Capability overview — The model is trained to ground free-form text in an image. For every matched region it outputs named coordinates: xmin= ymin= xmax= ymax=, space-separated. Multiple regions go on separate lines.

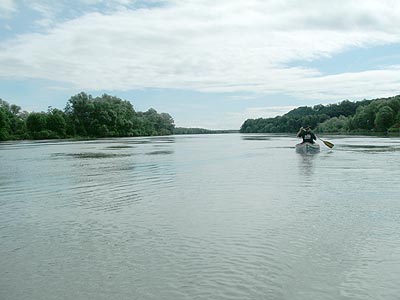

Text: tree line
xmin=240 ymin=95 xmax=400 ymax=134
xmin=0 ymin=92 xmax=175 ymax=141
xmin=173 ymin=127 xmax=238 ymax=134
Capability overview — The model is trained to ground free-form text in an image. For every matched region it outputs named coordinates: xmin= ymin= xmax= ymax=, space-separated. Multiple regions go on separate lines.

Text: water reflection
xmin=340 ymin=144 xmax=399 ymax=153
xmin=297 ymin=152 xmax=317 ymax=178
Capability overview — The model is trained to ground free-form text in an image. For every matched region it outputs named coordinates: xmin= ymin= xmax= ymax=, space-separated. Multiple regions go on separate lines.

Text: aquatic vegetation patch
xmin=241 ymin=135 xmax=272 ymax=141
xmin=146 ymin=150 xmax=174 ymax=155
xmin=105 ymin=145 xmax=135 ymax=149
xmin=339 ymin=144 xmax=399 ymax=152
xmin=52 ymin=152 xmax=132 ymax=159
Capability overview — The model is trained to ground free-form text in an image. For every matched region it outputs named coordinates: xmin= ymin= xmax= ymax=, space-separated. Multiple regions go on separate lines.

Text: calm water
xmin=1 ymin=134 xmax=400 ymax=300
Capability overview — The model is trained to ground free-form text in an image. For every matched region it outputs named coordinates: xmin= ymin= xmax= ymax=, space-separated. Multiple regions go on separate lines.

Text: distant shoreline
xmin=2 ymin=131 xmax=399 ymax=144
xmin=173 ymin=127 xmax=238 ymax=135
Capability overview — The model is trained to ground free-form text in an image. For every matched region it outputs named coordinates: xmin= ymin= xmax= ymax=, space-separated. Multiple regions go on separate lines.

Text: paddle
xmin=316 ymin=135 xmax=334 ymax=148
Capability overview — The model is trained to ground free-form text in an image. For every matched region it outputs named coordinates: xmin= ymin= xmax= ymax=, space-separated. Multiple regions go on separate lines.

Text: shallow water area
xmin=1 ymin=134 xmax=400 ymax=300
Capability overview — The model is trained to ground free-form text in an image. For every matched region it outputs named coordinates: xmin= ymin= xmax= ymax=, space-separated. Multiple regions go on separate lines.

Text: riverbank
xmin=316 ymin=130 xmax=400 ymax=137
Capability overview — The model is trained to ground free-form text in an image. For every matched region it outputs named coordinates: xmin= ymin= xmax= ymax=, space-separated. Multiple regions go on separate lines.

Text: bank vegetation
xmin=240 ymin=95 xmax=400 ymax=135
xmin=0 ymin=92 xmax=175 ymax=141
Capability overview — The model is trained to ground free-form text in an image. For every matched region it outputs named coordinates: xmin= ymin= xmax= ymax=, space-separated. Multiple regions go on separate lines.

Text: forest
xmin=173 ymin=127 xmax=238 ymax=134
xmin=3 ymin=93 xmax=400 ymax=141
xmin=240 ymin=95 xmax=400 ymax=134
xmin=0 ymin=92 xmax=175 ymax=141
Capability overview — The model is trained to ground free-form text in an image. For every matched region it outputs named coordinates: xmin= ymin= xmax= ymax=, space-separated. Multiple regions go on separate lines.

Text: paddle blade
xmin=323 ymin=140 xmax=334 ymax=148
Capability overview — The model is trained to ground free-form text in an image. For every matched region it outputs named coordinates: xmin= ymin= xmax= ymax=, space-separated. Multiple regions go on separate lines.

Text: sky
xmin=1 ymin=0 xmax=400 ymax=129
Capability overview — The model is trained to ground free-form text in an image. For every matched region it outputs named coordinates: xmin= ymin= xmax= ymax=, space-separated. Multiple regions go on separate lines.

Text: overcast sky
xmin=1 ymin=0 xmax=400 ymax=129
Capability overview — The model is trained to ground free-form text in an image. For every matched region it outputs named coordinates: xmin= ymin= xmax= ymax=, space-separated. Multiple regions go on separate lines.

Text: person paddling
xmin=297 ymin=126 xmax=316 ymax=144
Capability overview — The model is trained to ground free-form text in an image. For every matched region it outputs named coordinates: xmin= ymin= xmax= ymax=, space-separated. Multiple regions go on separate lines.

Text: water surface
xmin=1 ymin=134 xmax=400 ymax=300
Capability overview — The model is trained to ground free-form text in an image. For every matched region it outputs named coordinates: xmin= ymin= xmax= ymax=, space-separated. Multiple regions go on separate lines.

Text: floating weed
xmin=52 ymin=152 xmax=132 ymax=159
xmin=146 ymin=150 xmax=174 ymax=155
xmin=105 ymin=145 xmax=135 ymax=149
xmin=241 ymin=136 xmax=272 ymax=141
xmin=339 ymin=144 xmax=399 ymax=152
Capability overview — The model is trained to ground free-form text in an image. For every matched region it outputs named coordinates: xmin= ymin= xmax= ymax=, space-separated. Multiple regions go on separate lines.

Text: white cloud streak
xmin=0 ymin=0 xmax=16 ymax=18
xmin=185 ymin=106 xmax=297 ymax=129
xmin=225 ymin=106 xmax=297 ymax=129
xmin=1 ymin=0 xmax=400 ymax=100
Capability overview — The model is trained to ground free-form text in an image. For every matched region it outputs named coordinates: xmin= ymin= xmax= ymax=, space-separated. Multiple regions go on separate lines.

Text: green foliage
xmin=240 ymin=113 xmax=329 ymax=133
xmin=46 ymin=108 xmax=67 ymax=138
xmin=0 ymin=109 xmax=10 ymax=140
xmin=0 ymin=93 xmax=175 ymax=141
xmin=65 ymin=93 xmax=170 ymax=138
xmin=317 ymin=115 xmax=349 ymax=133
xmin=240 ymin=95 xmax=400 ymax=134
xmin=349 ymin=102 xmax=378 ymax=130
xmin=347 ymin=96 xmax=400 ymax=133
xmin=26 ymin=112 xmax=47 ymax=134
xmin=375 ymin=105 xmax=394 ymax=131
xmin=0 ymin=98 xmax=28 ymax=140
xmin=65 ymin=92 xmax=93 ymax=136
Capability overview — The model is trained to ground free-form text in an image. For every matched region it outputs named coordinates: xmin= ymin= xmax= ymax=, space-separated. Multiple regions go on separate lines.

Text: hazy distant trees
xmin=172 ymin=127 xmax=238 ymax=134
xmin=0 ymin=93 xmax=175 ymax=141
xmin=240 ymin=95 xmax=400 ymax=134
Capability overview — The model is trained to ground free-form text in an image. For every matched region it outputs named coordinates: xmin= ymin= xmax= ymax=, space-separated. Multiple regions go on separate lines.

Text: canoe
xmin=295 ymin=142 xmax=320 ymax=153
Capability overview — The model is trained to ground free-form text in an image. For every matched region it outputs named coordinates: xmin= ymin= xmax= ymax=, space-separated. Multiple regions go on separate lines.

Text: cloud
xmin=0 ymin=0 xmax=17 ymax=18
xmin=1 ymin=0 xmax=400 ymax=100
xmin=278 ymin=66 xmax=400 ymax=101
xmin=184 ymin=106 xmax=297 ymax=129
xmin=19 ymin=0 xmax=150 ymax=28
xmin=224 ymin=106 xmax=297 ymax=129
xmin=239 ymin=106 xmax=299 ymax=118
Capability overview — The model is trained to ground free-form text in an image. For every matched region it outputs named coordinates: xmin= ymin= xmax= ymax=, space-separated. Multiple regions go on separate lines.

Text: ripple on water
xmin=2 ymin=135 xmax=400 ymax=300
xmin=337 ymin=143 xmax=400 ymax=153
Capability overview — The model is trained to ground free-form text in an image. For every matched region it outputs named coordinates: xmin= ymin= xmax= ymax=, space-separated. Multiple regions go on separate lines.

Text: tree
xmin=46 ymin=108 xmax=67 ymax=137
xmin=10 ymin=104 xmax=21 ymax=115
xmin=240 ymin=97 xmax=392 ymax=134
xmin=0 ymin=99 xmax=25 ymax=139
xmin=375 ymin=105 xmax=394 ymax=131
xmin=65 ymin=92 xmax=93 ymax=136
xmin=26 ymin=113 xmax=47 ymax=134
xmin=387 ymin=96 xmax=400 ymax=113
xmin=317 ymin=116 xmax=349 ymax=133
xmin=350 ymin=104 xmax=377 ymax=130
xmin=0 ymin=109 xmax=10 ymax=140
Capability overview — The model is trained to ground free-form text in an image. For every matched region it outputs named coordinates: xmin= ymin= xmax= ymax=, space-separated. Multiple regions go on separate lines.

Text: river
xmin=1 ymin=134 xmax=400 ymax=300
